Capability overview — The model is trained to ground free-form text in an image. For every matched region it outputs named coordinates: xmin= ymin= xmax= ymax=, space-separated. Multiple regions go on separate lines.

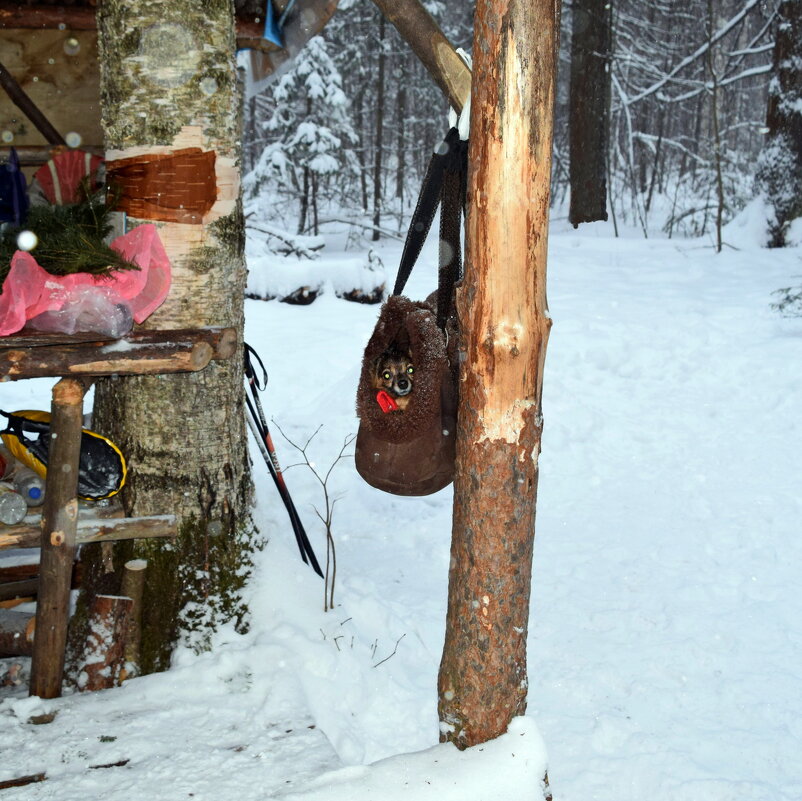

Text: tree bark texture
xmin=438 ymin=0 xmax=558 ymax=750
xmin=69 ymin=0 xmax=258 ymax=677
xmin=568 ymin=0 xmax=611 ymax=226
xmin=756 ymin=0 xmax=802 ymax=246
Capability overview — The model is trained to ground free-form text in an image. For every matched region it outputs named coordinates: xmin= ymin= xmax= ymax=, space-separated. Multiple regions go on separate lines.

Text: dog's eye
xmin=407 ymin=366 xmax=414 ymax=374
xmin=383 ymin=371 xmax=391 ymax=380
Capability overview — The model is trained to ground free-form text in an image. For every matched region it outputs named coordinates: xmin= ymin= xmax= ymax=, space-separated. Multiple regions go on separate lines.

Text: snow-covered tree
xmin=246 ymin=35 xmax=357 ymax=234
xmin=755 ymin=0 xmax=802 ymax=246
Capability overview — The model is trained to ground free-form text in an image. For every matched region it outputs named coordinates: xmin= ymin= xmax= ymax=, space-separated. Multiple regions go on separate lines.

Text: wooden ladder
xmin=0 ymin=326 xmax=236 ymax=697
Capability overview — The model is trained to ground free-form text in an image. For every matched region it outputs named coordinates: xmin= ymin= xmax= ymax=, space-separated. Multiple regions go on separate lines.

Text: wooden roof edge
xmin=1 ymin=2 xmax=286 ymax=44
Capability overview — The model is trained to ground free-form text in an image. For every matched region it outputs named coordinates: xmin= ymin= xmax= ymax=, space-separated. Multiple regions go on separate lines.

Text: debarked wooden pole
xmin=29 ymin=378 xmax=89 ymax=698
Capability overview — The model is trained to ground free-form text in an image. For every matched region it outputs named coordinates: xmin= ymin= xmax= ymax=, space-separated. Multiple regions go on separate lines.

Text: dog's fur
xmin=371 ymin=349 xmax=414 ymax=410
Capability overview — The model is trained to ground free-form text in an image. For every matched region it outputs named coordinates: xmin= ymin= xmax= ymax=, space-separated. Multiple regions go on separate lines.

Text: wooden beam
xmin=29 ymin=378 xmax=86 ymax=699
xmin=0 ymin=4 xmax=96 ymax=30
xmin=0 ymin=580 xmax=37 ymax=603
xmin=0 ymin=514 xmax=177 ymax=551
xmin=0 ymin=562 xmax=82 ymax=602
xmin=0 ymin=60 xmax=67 ymax=146
xmin=369 ymin=0 xmax=471 ymax=113
xmin=0 ymin=327 xmax=237 ymax=381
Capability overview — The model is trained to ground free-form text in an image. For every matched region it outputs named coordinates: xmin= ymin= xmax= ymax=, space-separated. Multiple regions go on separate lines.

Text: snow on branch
xmin=625 ymin=0 xmax=764 ymax=105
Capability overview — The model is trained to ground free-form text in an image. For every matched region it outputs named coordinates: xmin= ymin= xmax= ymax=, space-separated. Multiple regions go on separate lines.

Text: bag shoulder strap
xmin=392 ymin=128 xmax=467 ymax=310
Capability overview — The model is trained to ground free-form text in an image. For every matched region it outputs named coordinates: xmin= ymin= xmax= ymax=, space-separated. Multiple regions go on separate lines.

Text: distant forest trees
xmin=243 ymin=0 xmax=800 ymax=246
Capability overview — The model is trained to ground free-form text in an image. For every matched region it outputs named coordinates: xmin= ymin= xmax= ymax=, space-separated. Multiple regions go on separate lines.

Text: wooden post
xmin=437 ymin=0 xmax=559 ymax=756
xmin=79 ymin=594 xmax=132 ymax=691
xmin=29 ymin=378 xmax=88 ymax=699
xmin=120 ymin=559 xmax=147 ymax=677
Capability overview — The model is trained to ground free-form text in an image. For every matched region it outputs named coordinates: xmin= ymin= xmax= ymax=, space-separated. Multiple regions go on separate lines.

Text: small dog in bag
xmin=372 ymin=348 xmax=414 ymax=411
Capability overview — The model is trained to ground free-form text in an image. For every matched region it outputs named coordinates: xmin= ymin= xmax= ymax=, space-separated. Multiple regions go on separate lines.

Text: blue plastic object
xmin=263 ymin=0 xmax=283 ymax=47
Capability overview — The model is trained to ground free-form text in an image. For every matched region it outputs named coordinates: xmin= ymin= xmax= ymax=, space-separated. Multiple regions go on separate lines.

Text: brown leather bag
xmin=355 ymin=296 xmax=457 ymax=495
xmin=354 ymin=129 xmax=466 ymax=496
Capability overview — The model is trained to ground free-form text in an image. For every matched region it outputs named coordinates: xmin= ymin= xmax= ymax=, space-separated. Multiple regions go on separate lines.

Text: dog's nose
xmin=397 ymin=377 xmax=409 ymax=390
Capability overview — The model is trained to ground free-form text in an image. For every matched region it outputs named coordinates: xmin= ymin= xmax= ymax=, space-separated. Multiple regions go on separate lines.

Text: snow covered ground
xmin=1 ymin=211 xmax=801 ymax=800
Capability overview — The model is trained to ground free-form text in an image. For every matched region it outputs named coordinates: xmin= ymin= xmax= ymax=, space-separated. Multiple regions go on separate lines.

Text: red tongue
xmin=376 ymin=390 xmax=398 ymax=413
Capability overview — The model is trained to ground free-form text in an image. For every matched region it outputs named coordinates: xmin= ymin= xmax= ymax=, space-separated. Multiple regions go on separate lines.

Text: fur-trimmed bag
xmin=355 ymin=128 xmax=466 ymax=496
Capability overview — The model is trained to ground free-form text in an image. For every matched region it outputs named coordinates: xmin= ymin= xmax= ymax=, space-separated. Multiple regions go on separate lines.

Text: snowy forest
xmin=242 ymin=0 xmax=800 ymax=250
xmin=1 ymin=0 xmax=801 ymax=799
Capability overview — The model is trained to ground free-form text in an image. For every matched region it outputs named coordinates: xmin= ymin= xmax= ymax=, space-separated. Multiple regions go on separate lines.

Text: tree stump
xmin=78 ymin=594 xmax=132 ymax=691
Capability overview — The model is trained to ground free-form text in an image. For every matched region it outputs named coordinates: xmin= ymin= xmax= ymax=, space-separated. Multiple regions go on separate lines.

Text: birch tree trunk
xmin=67 ymin=0 xmax=257 ymax=675
xmin=438 ymin=0 xmax=558 ymax=755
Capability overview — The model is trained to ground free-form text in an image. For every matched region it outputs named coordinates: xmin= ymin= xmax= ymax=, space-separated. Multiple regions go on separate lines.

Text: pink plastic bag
xmin=0 ymin=223 xmax=171 ymax=337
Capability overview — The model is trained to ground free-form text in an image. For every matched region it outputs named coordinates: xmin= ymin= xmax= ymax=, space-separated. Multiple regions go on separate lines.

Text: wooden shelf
xmin=1 ymin=326 xmax=236 ymax=381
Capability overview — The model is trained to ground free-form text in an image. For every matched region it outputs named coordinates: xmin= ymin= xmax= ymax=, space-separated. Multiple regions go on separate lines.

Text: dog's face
xmin=373 ymin=351 xmax=414 ymax=398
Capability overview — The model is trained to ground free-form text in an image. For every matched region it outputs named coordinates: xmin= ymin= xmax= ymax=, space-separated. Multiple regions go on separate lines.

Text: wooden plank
xmin=0 ymin=29 xmax=102 ymax=160
xmin=0 ymin=562 xmax=82 ymax=601
xmin=29 ymin=378 xmax=86 ymax=699
xmin=0 ymin=327 xmax=237 ymax=381
xmin=0 ymin=514 xmax=177 ymax=551
xmin=0 ymin=579 xmax=37 ymax=602
xmin=0 ymin=4 xmax=97 ymax=30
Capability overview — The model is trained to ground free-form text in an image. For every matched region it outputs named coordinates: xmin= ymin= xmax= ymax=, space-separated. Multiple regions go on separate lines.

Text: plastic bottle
xmin=13 ymin=464 xmax=45 ymax=507
xmin=0 ymin=482 xmax=28 ymax=525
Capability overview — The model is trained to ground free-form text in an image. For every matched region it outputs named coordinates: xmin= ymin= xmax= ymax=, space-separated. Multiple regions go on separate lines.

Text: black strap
xmin=392 ymin=128 xmax=468 ymax=331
